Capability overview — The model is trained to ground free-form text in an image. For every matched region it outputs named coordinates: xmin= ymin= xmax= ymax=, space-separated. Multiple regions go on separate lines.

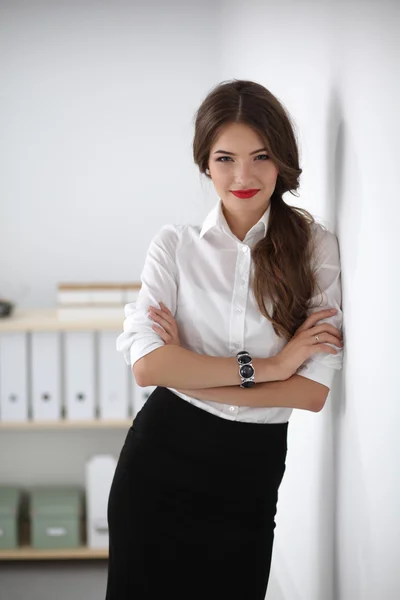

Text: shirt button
xmin=229 ymin=406 xmax=235 ymax=412
xmin=234 ymin=343 xmax=240 ymax=349
xmin=242 ymin=246 xmax=249 ymax=253
xmin=236 ymin=308 xmax=242 ymax=314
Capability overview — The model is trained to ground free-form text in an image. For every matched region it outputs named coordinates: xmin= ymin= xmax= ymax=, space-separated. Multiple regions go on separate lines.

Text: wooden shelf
xmin=0 ymin=309 xmax=123 ymax=332
xmin=0 ymin=419 xmax=132 ymax=430
xmin=0 ymin=545 xmax=108 ymax=561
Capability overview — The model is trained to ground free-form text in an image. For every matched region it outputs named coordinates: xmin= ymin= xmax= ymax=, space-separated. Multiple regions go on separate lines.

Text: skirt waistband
xmin=132 ymin=386 xmax=288 ymax=458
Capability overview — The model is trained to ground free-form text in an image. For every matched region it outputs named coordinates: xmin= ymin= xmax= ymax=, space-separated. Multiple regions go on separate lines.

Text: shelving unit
xmin=0 ymin=308 xmax=133 ymax=561
xmin=0 ymin=546 xmax=108 ymax=561
xmin=0 ymin=518 xmax=109 ymax=561
xmin=0 ymin=419 xmax=132 ymax=430
xmin=0 ymin=307 xmax=134 ymax=429
xmin=0 ymin=308 xmax=123 ymax=332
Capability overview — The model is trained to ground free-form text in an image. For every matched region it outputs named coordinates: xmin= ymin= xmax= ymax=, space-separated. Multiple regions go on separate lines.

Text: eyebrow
xmin=213 ymin=147 xmax=267 ymax=156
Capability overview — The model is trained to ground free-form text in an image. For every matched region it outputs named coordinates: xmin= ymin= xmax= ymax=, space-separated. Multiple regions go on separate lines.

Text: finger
xmin=149 ymin=303 xmax=171 ymax=314
xmin=312 ymin=344 xmax=339 ymax=355
xmin=149 ymin=307 xmax=174 ymax=328
xmin=298 ymin=308 xmax=338 ymax=332
xmin=159 ymin=302 xmax=171 ymax=314
xmin=311 ymin=332 xmax=343 ymax=347
xmin=148 ymin=309 xmax=170 ymax=327
xmin=149 ymin=311 xmax=178 ymax=339
xmin=312 ymin=323 xmax=343 ymax=341
xmin=151 ymin=323 xmax=169 ymax=342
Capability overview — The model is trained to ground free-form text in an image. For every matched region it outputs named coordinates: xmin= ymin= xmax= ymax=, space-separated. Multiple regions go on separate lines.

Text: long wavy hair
xmin=192 ymin=79 xmax=324 ymax=341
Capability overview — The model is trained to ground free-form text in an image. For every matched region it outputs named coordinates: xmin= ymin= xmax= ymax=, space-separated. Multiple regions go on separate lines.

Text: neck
xmin=222 ymin=202 xmax=269 ymax=242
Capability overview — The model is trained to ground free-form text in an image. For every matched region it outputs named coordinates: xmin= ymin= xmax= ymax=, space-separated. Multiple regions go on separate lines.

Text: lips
xmin=230 ymin=189 xmax=260 ymax=199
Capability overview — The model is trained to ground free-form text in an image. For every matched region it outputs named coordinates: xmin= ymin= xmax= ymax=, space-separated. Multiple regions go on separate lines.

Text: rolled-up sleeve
xmin=295 ymin=224 xmax=344 ymax=390
xmin=116 ymin=224 xmax=180 ymax=367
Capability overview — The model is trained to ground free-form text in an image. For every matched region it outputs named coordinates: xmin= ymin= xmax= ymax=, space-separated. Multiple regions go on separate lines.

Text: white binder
xmin=0 ymin=333 xmax=28 ymax=422
xmin=98 ymin=331 xmax=129 ymax=420
xmin=31 ymin=332 xmax=61 ymax=421
xmin=85 ymin=454 xmax=117 ymax=548
xmin=132 ymin=379 xmax=156 ymax=417
xmin=64 ymin=332 xmax=95 ymax=420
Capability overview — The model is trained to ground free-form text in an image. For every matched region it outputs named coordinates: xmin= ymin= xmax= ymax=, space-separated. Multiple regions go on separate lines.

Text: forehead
xmin=211 ymin=122 xmax=264 ymax=150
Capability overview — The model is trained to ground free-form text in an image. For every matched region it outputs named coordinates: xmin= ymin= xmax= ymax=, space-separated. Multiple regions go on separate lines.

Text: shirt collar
xmin=199 ymin=198 xmax=271 ymax=239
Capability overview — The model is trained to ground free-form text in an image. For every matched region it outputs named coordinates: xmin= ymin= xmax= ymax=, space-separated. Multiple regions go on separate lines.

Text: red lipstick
xmin=230 ymin=189 xmax=260 ymax=199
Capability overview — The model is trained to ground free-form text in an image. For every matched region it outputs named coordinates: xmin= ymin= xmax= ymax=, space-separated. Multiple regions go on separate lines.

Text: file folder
xmin=98 ymin=331 xmax=129 ymax=420
xmin=132 ymin=379 xmax=156 ymax=418
xmin=64 ymin=332 xmax=95 ymax=420
xmin=0 ymin=333 xmax=28 ymax=422
xmin=31 ymin=332 xmax=61 ymax=421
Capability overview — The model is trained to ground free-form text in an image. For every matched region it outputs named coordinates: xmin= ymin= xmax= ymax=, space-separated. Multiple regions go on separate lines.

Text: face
xmin=208 ymin=122 xmax=279 ymax=219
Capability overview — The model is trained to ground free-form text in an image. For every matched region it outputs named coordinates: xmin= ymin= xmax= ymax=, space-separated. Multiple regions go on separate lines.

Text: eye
xmin=216 ymin=156 xmax=232 ymax=162
xmin=215 ymin=154 xmax=270 ymax=162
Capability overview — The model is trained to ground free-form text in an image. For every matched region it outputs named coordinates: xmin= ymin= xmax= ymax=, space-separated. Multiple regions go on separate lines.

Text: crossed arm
xmin=176 ymin=376 xmax=329 ymax=413
xmin=137 ymin=303 xmax=330 ymax=412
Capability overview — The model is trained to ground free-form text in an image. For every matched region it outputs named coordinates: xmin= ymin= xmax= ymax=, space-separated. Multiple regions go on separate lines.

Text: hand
xmin=148 ymin=302 xmax=181 ymax=347
xmin=274 ymin=308 xmax=343 ymax=381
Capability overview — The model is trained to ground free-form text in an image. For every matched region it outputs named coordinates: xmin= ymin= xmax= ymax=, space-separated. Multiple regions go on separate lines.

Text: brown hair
xmin=192 ymin=79 xmax=324 ymax=341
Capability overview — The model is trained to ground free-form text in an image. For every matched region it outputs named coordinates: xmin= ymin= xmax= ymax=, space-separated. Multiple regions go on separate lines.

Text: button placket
xmin=229 ymin=243 xmax=250 ymax=355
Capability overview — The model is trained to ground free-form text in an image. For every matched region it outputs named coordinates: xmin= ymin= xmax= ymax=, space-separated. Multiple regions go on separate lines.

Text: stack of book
xmin=56 ymin=282 xmax=141 ymax=320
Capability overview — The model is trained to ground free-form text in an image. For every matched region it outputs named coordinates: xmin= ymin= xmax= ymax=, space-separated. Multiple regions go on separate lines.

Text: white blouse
xmin=116 ymin=199 xmax=343 ymax=423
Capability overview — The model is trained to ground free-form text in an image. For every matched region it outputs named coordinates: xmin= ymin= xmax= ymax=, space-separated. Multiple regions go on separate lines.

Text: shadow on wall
xmin=316 ymin=87 xmax=373 ymax=600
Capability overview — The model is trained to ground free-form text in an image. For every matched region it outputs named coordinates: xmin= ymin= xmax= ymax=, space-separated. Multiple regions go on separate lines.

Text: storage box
xmin=0 ymin=487 xmax=20 ymax=549
xmin=57 ymin=282 xmax=141 ymax=306
xmin=30 ymin=487 xmax=82 ymax=549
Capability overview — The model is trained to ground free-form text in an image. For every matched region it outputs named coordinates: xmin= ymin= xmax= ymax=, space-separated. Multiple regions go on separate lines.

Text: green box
xmin=30 ymin=487 xmax=82 ymax=549
xmin=0 ymin=487 xmax=20 ymax=549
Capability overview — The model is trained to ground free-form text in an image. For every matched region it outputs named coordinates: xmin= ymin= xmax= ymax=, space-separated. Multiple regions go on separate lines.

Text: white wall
xmin=329 ymin=3 xmax=400 ymax=599
xmin=0 ymin=2 xmax=221 ymax=599
xmin=0 ymin=0 xmax=219 ymax=308
xmin=1 ymin=1 xmax=399 ymax=599
xmin=217 ymin=1 xmax=400 ymax=599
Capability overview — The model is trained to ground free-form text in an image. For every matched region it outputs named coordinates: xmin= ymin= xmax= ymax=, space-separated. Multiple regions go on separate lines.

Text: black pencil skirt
xmin=105 ymin=386 xmax=288 ymax=600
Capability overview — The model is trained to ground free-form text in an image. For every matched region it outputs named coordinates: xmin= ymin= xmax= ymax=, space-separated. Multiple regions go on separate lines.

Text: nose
xmin=233 ymin=161 xmax=255 ymax=184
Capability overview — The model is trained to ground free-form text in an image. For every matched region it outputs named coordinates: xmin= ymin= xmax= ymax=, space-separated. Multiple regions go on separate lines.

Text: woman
xmin=105 ymin=79 xmax=344 ymax=599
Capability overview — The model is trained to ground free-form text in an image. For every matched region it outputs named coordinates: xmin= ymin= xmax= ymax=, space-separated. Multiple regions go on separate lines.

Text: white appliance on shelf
xmin=85 ymin=454 xmax=117 ymax=548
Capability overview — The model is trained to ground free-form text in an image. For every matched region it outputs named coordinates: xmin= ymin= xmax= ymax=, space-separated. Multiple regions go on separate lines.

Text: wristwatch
xmin=236 ymin=351 xmax=255 ymax=388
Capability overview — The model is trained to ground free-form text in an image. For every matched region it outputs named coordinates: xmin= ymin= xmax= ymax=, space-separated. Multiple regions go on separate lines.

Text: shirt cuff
xmin=129 ymin=338 xmax=165 ymax=368
xmin=295 ymin=361 xmax=337 ymax=390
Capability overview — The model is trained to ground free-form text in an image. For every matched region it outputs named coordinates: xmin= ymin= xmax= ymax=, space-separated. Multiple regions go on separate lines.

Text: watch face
xmin=237 ymin=354 xmax=252 ymax=365
xmin=240 ymin=364 xmax=254 ymax=379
